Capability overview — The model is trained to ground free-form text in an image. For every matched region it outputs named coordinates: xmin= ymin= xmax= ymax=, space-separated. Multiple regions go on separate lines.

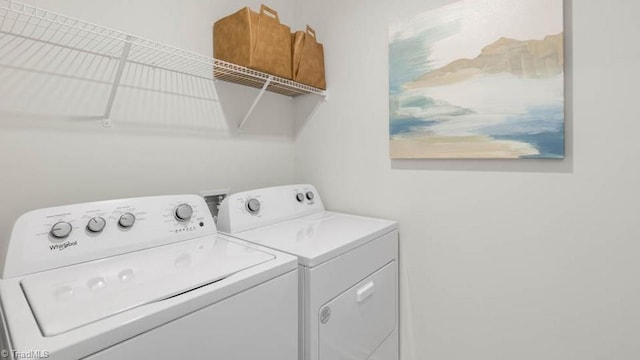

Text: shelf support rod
xmin=102 ymin=36 xmax=132 ymax=127
xmin=236 ymin=75 xmax=272 ymax=134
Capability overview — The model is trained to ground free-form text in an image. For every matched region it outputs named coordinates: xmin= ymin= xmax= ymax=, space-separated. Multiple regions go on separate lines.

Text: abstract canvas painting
xmin=389 ymin=0 xmax=564 ymax=159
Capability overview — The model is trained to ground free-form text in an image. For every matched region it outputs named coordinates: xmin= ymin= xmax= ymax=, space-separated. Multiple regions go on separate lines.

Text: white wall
xmin=295 ymin=0 xmax=640 ymax=359
xmin=0 ymin=0 xmax=297 ymax=239
xmin=3 ymin=0 xmax=640 ymax=358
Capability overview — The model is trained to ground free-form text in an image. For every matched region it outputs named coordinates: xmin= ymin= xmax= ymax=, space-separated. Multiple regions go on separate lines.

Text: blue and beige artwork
xmin=389 ymin=0 xmax=564 ymax=159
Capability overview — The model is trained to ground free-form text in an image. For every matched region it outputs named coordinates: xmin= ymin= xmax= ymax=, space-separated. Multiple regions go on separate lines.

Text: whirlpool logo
xmin=49 ymin=241 xmax=78 ymax=251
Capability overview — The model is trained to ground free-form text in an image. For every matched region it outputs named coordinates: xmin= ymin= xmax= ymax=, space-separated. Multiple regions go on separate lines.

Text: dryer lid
xmin=21 ymin=236 xmax=274 ymax=337
xmin=232 ymin=212 xmax=397 ymax=267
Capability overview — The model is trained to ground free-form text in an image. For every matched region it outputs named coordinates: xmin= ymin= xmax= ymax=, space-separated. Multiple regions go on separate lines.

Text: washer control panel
xmin=2 ymin=195 xmax=215 ymax=278
xmin=217 ymin=184 xmax=324 ymax=234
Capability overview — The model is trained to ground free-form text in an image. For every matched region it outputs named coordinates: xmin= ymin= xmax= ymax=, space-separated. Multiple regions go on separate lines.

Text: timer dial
xmin=306 ymin=191 xmax=315 ymax=201
xmin=50 ymin=221 xmax=73 ymax=239
xmin=174 ymin=204 xmax=194 ymax=221
xmin=246 ymin=198 xmax=261 ymax=214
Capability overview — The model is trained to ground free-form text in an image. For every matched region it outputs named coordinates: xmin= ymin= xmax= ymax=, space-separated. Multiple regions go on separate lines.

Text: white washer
xmin=218 ymin=185 xmax=399 ymax=360
xmin=0 ymin=195 xmax=298 ymax=360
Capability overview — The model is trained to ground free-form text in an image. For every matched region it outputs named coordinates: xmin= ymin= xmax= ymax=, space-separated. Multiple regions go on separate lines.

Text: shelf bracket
xmin=236 ymin=75 xmax=272 ymax=134
xmin=102 ymin=36 xmax=132 ymax=127
xmin=305 ymin=93 xmax=328 ymax=124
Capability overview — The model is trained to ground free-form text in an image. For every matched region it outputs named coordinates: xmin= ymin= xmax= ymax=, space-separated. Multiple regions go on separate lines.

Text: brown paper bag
xmin=292 ymin=26 xmax=326 ymax=89
xmin=214 ymin=5 xmax=292 ymax=79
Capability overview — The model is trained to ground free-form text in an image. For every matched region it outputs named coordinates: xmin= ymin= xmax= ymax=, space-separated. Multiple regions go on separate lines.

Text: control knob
xmin=119 ymin=213 xmax=136 ymax=228
xmin=296 ymin=193 xmax=305 ymax=202
xmin=50 ymin=221 xmax=73 ymax=239
xmin=306 ymin=191 xmax=315 ymax=201
xmin=175 ymin=204 xmax=194 ymax=221
xmin=87 ymin=217 xmax=106 ymax=233
xmin=246 ymin=198 xmax=261 ymax=214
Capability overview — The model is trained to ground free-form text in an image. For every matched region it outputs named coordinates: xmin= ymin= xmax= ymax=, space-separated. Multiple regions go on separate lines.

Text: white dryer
xmin=0 ymin=195 xmax=298 ymax=360
xmin=218 ymin=185 xmax=399 ymax=360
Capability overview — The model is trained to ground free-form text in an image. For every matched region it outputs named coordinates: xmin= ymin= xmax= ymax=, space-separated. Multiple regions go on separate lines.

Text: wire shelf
xmin=0 ymin=0 xmax=326 ymax=131
xmin=213 ymin=59 xmax=325 ymax=97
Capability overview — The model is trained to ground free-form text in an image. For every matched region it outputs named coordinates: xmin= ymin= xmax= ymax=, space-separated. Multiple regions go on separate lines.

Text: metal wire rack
xmin=0 ymin=0 xmax=327 ymax=131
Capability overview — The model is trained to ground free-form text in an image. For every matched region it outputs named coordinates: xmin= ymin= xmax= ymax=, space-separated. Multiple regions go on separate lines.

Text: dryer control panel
xmin=2 ymin=195 xmax=215 ymax=278
xmin=217 ymin=184 xmax=325 ymax=234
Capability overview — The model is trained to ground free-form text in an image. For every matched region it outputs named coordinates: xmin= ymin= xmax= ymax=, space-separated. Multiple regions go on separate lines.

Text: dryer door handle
xmin=356 ymin=281 xmax=375 ymax=303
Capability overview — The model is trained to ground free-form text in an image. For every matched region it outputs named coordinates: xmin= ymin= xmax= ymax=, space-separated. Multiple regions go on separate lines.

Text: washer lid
xmin=21 ymin=236 xmax=274 ymax=337
xmin=231 ymin=212 xmax=397 ymax=267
